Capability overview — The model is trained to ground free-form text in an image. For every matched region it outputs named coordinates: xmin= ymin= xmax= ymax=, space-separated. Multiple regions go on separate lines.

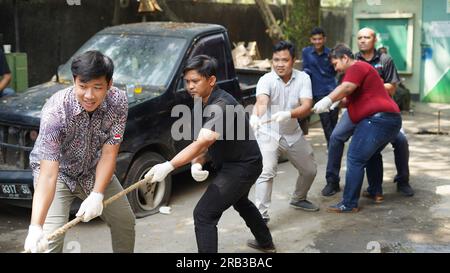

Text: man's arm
xmin=290 ymin=98 xmax=313 ymax=119
xmin=30 ymin=160 xmax=60 ymax=226
xmin=93 ymin=143 xmax=120 ymax=193
xmin=252 ymin=94 xmax=270 ymax=117
xmin=384 ymin=83 xmax=397 ymax=96
xmin=328 ymin=81 xmax=358 ymax=101
xmin=0 ymin=73 xmax=11 ymax=92
xmin=170 ymin=128 xmax=219 ymax=169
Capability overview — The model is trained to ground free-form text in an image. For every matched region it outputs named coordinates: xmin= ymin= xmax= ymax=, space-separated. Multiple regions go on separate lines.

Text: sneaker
xmin=247 ymin=239 xmax=277 ymax=253
xmin=362 ymin=191 xmax=384 ymax=203
xmin=327 ymin=202 xmax=360 ymax=213
xmin=321 ymin=183 xmax=340 ymax=196
xmin=397 ymin=182 xmax=415 ymax=197
xmin=289 ymin=200 xmax=320 ymax=212
xmin=262 ymin=217 xmax=270 ymax=224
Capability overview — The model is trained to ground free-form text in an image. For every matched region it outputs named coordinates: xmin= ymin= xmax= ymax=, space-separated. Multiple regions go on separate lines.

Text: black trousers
xmin=314 ymin=96 xmax=339 ymax=145
xmin=193 ymin=163 xmax=273 ymax=253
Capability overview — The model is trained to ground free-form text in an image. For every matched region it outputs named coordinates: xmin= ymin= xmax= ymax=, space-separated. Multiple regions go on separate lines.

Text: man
xmin=321 ymin=27 xmax=414 ymax=198
xmin=250 ymin=41 xmax=318 ymax=224
xmin=0 ymin=48 xmax=14 ymax=97
xmin=302 ymin=27 xmax=338 ymax=146
xmin=24 ymin=51 xmax=135 ymax=253
xmin=145 ymin=55 xmax=275 ymax=253
xmin=313 ymin=44 xmax=402 ymax=212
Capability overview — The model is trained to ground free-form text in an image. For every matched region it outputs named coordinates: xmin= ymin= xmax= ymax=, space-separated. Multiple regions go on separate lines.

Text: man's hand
xmin=249 ymin=115 xmax=261 ymax=132
xmin=312 ymin=96 xmax=332 ymax=114
xmin=24 ymin=225 xmax=48 ymax=253
xmin=271 ymin=111 xmax=291 ymax=123
xmin=76 ymin=191 xmax=104 ymax=222
xmin=145 ymin=161 xmax=175 ymax=183
xmin=191 ymin=163 xmax=209 ymax=182
xmin=330 ymin=100 xmax=341 ymax=111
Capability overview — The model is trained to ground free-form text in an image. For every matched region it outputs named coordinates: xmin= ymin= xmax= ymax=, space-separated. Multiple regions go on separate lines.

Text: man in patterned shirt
xmin=24 ymin=51 xmax=135 ymax=253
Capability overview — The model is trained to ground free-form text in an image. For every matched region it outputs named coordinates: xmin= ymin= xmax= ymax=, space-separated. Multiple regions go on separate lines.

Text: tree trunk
xmin=255 ymin=0 xmax=285 ymax=41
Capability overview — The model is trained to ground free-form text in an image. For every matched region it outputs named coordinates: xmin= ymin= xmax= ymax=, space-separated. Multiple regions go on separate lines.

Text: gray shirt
xmin=256 ymin=69 xmax=312 ymax=146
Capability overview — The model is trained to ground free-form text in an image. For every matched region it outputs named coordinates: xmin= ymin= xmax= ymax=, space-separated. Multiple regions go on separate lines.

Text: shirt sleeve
xmin=381 ymin=54 xmax=401 ymax=84
xmin=0 ymin=51 xmax=10 ymax=75
xmin=342 ymin=63 xmax=366 ymax=87
xmin=300 ymin=73 xmax=313 ymax=99
xmin=105 ymin=90 xmax=128 ymax=145
xmin=37 ymin=101 xmax=64 ymax=161
xmin=256 ymin=73 xmax=271 ymax=97
xmin=302 ymin=48 xmax=311 ymax=75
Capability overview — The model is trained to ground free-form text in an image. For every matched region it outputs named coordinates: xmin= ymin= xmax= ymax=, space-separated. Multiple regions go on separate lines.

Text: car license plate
xmin=0 ymin=183 xmax=32 ymax=200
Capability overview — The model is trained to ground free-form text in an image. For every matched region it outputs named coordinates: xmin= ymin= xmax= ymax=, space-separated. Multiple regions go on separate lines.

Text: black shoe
xmin=262 ymin=218 xmax=270 ymax=224
xmin=397 ymin=182 xmax=415 ymax=196
xmin=321 ymin=183 xmax=340 ymax=196
xmin=247 ymin=239 xmax=276 ymax=253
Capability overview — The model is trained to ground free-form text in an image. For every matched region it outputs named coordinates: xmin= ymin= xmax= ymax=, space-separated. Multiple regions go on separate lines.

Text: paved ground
xmin=1 ymin=102 xmax=450 ymax=253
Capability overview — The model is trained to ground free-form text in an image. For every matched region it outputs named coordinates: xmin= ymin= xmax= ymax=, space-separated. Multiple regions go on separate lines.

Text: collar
xmin=275 ymin=70 xmax=296 ymax=84
xmin=203 ymin=86 xmax=220 ymax=107
xmin=312 ymin=46 xmax=330 ymax=57
xmin=356 ymin=49 xmax=380 ymax=63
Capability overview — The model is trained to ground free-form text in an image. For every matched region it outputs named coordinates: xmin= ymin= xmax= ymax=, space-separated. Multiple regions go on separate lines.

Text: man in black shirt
xmin=355 ymin=27 xmax=414 ymax=196
xmin=0 ymin=48 xmax=14 ymax=97
xmin=145 ymin=55 xmax=275 ymax=253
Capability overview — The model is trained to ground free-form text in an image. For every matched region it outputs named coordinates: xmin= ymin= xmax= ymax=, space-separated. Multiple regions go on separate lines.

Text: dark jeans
xmin=314 ymin=96 xmax=339 ymax=145
xmin=326 ymin=111 xmax=410 ymax=186
xmin=193 ymin=163 xmax=272 ymax=253
xmin=343 ymin=112 xmax=402 ymax=208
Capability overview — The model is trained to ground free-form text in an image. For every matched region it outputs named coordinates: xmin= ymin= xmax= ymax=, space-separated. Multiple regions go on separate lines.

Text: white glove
xmin=249 ymin=115 xmax=261 ymax=132
xmin=330 ymin=100 xmax=341 ymax=110
xmin=312 ymin=96 xmax=333 ymax=114
xmin=24 ymin=225 xmax=48 ymax=253
xmin=76 ymin=191 xmax=104 ymax=222
xmin=191 ymin=163 xmax=209 ymax=182
xmin=271 ymin=111 xmax=291 ymax=123
xmin=145 ymin=161 xmax=175 ymax=183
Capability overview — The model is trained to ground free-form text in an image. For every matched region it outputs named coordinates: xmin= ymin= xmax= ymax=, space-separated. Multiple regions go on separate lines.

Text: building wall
xmin=352 ymin=0 xmax=423 ymax=99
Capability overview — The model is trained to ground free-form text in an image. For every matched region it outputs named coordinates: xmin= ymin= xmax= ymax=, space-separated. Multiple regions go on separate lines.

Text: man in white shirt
xmin=250 ymin=41 xmax=319 ymax=223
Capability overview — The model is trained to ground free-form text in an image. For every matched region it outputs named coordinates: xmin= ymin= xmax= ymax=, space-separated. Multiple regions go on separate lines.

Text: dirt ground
xmin=1 ymin=102 xmax=449 ymax=253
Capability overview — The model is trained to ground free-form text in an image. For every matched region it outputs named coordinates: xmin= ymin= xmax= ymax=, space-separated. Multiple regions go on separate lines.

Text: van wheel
xmin=123 ymin=152 xmax=172 ymax=218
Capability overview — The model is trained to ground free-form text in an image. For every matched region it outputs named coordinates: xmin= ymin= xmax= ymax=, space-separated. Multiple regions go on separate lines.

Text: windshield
xmin=58 ymin=34 xmax=187 ymax=90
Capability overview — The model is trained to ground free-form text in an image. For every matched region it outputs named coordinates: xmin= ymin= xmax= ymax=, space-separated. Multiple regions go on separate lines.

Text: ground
xmin=1 ymin=102 xmax=449 ymax=253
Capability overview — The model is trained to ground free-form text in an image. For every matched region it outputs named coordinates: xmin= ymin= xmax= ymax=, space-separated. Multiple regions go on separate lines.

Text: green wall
xmin=421 ymin=0 xmax=450 ymax=103
xmin=352 ymin=0 xmax=422 ymax=99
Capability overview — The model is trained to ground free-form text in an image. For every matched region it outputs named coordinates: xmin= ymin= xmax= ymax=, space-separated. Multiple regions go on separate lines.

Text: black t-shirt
xmin=0 ymin=49 xmax=11 ymax=76
xmin=200 ymin=88 xmax=262 ymax=171
xmin=355 ymin=50 xmax=400 ymax=84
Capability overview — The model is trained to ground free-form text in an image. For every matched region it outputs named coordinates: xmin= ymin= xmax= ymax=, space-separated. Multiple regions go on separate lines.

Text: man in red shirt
xmin=313 ymin=44 xmax=401 ymax=212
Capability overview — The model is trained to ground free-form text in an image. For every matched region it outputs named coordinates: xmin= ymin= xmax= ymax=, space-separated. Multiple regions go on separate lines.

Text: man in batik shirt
xmin=24 ymin=51 xmax=135 ymax=253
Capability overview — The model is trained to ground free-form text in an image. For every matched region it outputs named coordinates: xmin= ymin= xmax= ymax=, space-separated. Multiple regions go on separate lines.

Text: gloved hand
xmin=312 ymin=96 xmax=332 ymax=114
xmin=271 ymin=111 xmax=291 ymax=123
xmin=76 ymin=191 xmax=104 ymax=222
xmin=330 ymin=100 xmax=341 ymax=111
xmin=145 ymin=161 xmax=175 ymax=183
xmin=191 ymin=163 xmax=209 ymax=182
xmin=249 ymin=115 xmax=261 ymax=132
xmin=24 ymin=225 xmax=48 ymax=253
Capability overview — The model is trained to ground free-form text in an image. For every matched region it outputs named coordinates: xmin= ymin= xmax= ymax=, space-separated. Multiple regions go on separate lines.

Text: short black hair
xmin=329 ymin=43 xmax=354 ymax=60
xmin=273 ymin=40 xmax=296 ymax=59
xmin=183 ymin=54 xmax=217 ymax=78
xmin=310 ymin=27 xmax=326 ymax=37
xmin=71 ymin=50 xmax=114 ymax=83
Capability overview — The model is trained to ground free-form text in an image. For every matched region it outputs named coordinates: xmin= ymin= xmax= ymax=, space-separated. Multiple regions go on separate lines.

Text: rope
xmin=23 ymin=175 xmax=155 ymax=252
